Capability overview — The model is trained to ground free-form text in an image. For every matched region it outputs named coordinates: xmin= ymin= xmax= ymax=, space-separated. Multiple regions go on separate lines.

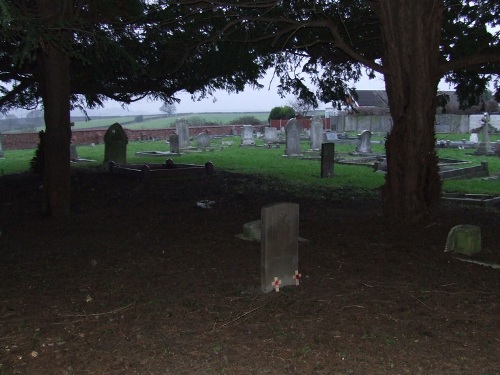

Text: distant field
xmin=69 ymin=112 xmax=270 ymax=131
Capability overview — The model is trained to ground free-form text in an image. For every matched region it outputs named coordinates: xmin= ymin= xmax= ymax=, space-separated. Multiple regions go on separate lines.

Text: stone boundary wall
xmin=1 ymin=125 xmax=251 ymax=150
xmin=332 ymin=114 xmax=500 ymax=134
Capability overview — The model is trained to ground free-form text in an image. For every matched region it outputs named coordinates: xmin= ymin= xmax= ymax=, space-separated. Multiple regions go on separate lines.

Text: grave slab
xmin=261 ymin=202 xmax=299 ymax=292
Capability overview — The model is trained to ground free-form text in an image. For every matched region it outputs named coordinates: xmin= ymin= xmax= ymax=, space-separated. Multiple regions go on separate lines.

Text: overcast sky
xmin=81 ymin=70 xmax=390 ymax=116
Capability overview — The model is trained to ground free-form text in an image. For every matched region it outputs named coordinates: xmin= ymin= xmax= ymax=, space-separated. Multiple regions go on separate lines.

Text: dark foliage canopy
xmin=0 ymin=0 xmax=272 ymax=113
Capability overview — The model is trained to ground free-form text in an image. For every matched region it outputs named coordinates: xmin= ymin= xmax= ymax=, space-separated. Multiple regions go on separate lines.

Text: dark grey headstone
xmin=103 ymin=123 xmax=128 ymax=165
xmin=169 ymin=134 xmax=179 ymax=154
xmin=175 ymin=120 xmax=190 ymax=148
xmin=321 ymin=143 xmax=335 ymax=178
xmin=261 ymin=202 xmax=299 ymax=292
xmin=0 ymin=133 xmax=4 ymax=158
xmin=197 ymin=132 xmax=211 ymax=149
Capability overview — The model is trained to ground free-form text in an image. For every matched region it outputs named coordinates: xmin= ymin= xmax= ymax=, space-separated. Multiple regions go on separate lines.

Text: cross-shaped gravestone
xmin=261 ymin=202 xmax=299 ymax=292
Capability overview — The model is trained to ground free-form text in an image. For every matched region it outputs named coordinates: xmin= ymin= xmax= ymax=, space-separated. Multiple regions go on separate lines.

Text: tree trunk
xmin=378 ymin=0 xmax=444 ymax=222
xmin=37 ymin=0 xmax=72 ymax=217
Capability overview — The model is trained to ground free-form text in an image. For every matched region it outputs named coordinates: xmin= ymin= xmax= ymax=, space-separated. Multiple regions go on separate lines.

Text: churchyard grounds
xmin=0 ymin=132 xmax=499 ymax=374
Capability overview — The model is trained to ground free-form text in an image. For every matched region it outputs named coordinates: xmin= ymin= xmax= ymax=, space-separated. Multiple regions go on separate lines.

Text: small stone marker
xmin=444 ymin=225 xmax=481 ymax=256
xmin=103 ymin=123 xmax=128 ymax=165
xmin=169 ymin=134 xmax=180 ymax=154
xmin=261 ymin=202 xmax=299 ymax=292
xmin=321 ymin=143 xmax=335 ymax=178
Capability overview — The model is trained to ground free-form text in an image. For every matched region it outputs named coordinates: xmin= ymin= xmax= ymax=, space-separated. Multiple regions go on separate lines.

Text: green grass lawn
xmin=2 ymin=135 xmax=499 ymax=196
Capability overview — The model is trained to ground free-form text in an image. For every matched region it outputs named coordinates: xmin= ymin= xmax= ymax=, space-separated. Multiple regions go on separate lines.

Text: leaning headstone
xmin=321 ymin=143 xmax=335 ymax=178
xmin=0 ymin=133 xmax=4 ymax=158
xmin=355 ymin=130 xmax=372 ymax=153
xmin=285 ymin=118 xmax=301 ymax=156
xmin=196 ymin=132 xmax=211 ymax=150
xmin=175 ymin=120 xmax=190 ymax=149
xmin=169 ymin=134 xmax=180 ymax=154
xmin=444 ymin=225 xmax=481 ymax=256
xmin=103 ymin=123 xmax=128 ymax=165
xmin=310 ymin=117 xmax=323 ymax=150
xmin=264 ymin=127 xmax=278 ymax=143
xmin=240 ymin=125 xmax=255 ymax=146
xmin=261 ymin=203 xmax=299 ymax=292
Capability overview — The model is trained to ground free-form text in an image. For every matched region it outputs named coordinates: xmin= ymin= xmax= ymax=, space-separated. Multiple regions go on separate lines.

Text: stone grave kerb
xmin=261 ymin=202 xmax=299 ymax=292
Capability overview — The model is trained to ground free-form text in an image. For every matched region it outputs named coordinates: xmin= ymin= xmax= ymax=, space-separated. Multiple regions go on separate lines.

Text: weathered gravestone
xmin=444 ymin=225 xmax=481 ymax=256
xmin=169 ymin=134 xmax=180 ymax=154
xmin=324 ymin=131 xmax=338 ymax=142
xmin=310 ymin=117 xmax=323 ymax=150
xmin=103 ymin=123 xmax=128 ymax=165
xmin=175 ymin=120 xmax=190 ymax=149
xmin=285 ymin=118 xmax=301 ymax=156
xmin=70 ymin=144 xmax=78 ymax=161
xmin=475 ymin=113 xmax=494 ymax=155
xmin=0 ymin=133 xmax=4 ymax=158
xmin=321 ymin=143 xmax=335 ymax=178
xmin=261 ymin=203 xmax=299 ymax=292
xmin=196 ymin=132 xmax=211 ymax=150
xmin=240 ymin=125 xmax=255 ymax=146
xmin=355 ymin=130 xmax=372 ymax=154
xmin=264 ymin=127 xmax=278 ymax=144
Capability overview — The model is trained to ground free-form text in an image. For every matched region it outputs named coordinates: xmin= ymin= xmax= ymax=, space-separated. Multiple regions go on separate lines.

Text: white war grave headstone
xmin=240 ymin=125 xmax=255 ymax=146
xmin=285 ymin=118 xmax=301 ymax=156
xmin=175 ymin=119 xmax=190 ymax=149
xmin=309 ymin=116 xmax=323 ymax=150
xmin=261 ymin=202 xmax=300 ymax=292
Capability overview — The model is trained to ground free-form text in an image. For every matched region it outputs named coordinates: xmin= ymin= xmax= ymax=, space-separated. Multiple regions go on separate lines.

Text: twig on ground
xmin=60 ymin=302 xmax=136 ymax=318
xmin=406 ymin=292 xmax=437 ymax=311
xmin=213 ymin=305 xmax=265 ymax=330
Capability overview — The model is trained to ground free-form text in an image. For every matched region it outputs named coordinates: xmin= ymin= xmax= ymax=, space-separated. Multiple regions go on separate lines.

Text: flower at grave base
xmin=272 ymin=277 xmax=281 ymax=292
xmin=293 ymin=271 xmax=302 ymax=286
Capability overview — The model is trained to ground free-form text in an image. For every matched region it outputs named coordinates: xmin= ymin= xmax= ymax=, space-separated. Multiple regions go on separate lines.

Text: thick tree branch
xmin=439 ymin=53 xmax=500 ymax=76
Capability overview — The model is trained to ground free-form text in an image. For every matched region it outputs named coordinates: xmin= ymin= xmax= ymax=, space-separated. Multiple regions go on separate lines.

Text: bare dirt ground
xmin=0 ymin=169 xmax=499 ymax=375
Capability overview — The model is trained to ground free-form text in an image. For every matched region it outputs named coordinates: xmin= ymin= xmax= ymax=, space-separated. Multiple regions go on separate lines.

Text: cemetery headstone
xmin=103 ymin=123 xmax=128 ymax=165
xmin=310 ymin=116 xmax=323 ymax=150
xmin=241 ymin=125 xmax=255 ymax=146
xmin=355 ymin=130 xmax=372 ymax=153
xmin=321 ymin=143 xmax=335 ymax=178
xmin=169 ymin=134 xmax=180 ymax=154
xmin=474 ymin=113 xmax=494 ymax=155
xmin=264 ymin=127 xmax=278 ymax=144
xmin=0 ymin=133 xmax=4 ymax=158
xmin=469 ymin=133 xmax=478 ymax=143
xmin=324 ymin=131 xmax=338 ymax=142
xmin=70 ymin=144 xmax=78 ymax=161
xmin=261 ymin=202 xmax=299 ymax=292
xmin=285 ymin=118 xmax=301 ymax=156
xmin=175 ymin=120 xmax=190 ymax=148
xmin=444 ymin=225 xmax=481 ymax=256
xmin=196 ymin=132 xmax=211 ymax=150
